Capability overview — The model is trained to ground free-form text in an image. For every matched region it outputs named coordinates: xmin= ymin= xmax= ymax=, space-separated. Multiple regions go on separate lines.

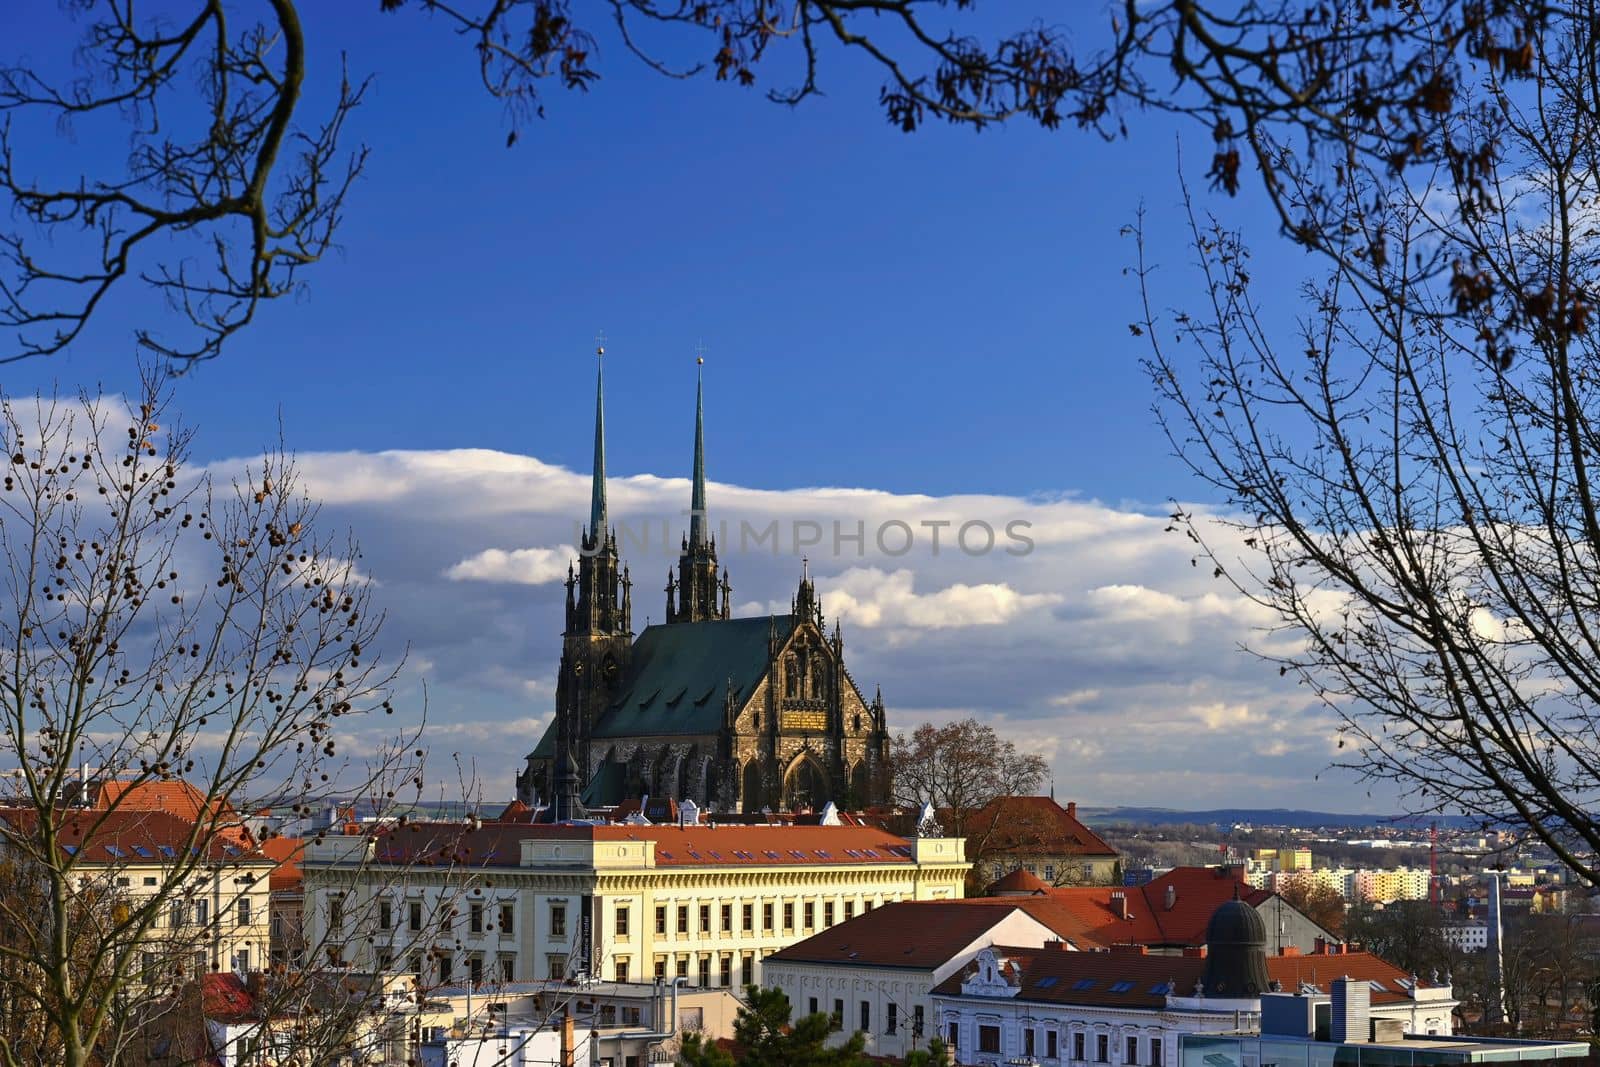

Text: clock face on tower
xmin=602 ymin=654 xmax=619 ymax=682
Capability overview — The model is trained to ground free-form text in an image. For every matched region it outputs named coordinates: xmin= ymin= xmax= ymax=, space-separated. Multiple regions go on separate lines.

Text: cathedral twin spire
xmin=574 ymin=346 xmax=730 ymax=632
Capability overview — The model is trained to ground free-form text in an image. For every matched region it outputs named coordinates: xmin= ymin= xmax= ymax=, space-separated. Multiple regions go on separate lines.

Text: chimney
xmin=561 ymin=1009 xmax=576 ymax=1067
xmin=1330 ymin=976 xmax=1371 ymax=1044
xmin=1110 ymin=943 xmax=1148 ymax=956
xmin=1110 ymin=890 xmax=1128 ymax=920
xmin=1164 ymin=884 xmax=1176 ymax=911
xmin=1313 ymin=936 xmax=1327 ymax=955
xmin=1066 ymin=802 xmax=1077 ymax=819
xmin=1281 ymin=946 xmax=1302 ymax=957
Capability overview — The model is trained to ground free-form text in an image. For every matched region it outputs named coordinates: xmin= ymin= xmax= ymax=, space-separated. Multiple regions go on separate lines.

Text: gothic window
xmin=852 ymin=713 xmax=862 ymax=733
xmin=785 ymin=656 xmax=798 ymax=698
xmin=783 ymin=756 xmax=826 ymax=811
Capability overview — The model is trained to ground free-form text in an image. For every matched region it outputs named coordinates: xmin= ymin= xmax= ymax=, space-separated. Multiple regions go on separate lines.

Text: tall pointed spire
xmin=589 ymin=344 xmax=608 ymax=543
xmin=689 ymin=355 xmax=707 ymax=549
xmin=668 ymin=350 xmax=728 ymax=623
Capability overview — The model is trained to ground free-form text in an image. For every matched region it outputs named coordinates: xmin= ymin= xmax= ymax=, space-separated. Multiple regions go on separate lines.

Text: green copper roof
xmin=582 ymin=759 xmax=626 ymax=807
xmin=689 ymin=363 xmax=707 ymax=549
xmin=528 ymin=615 xmax=796 ymax=763
xmin=589 ymin=352 xmax=607 ymax=540
xmin=595 ymin=615 xmax=793 ymax=739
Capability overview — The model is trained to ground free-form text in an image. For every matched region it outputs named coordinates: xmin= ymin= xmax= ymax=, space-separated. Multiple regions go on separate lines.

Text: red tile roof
xmin=988 ymin=868 xmax=1051 ymax=895
xmin=496 ymin=799 xmax=535 ymax=823
xmin=932 ymin=946 xmax=1438 ymax=1008
xmin=202 ymin=973 xmax=259 ymax=1024
xmin=1021 ymin=866 xmax=1285 ymax=949
xmin=371 ymin=822 xmax=924 ymax=869
xmin=92 ymin=779 xmax=230 ymax=821
xmin=766 ymin=901 xmax=1070 ymax=969
xmin=0 ymin=807 xmax=271 ymax=865
xmin=961 ymin=797 xmax=1118 ymax=858
xmin=258 ymin=835 xmax=306 ymax=892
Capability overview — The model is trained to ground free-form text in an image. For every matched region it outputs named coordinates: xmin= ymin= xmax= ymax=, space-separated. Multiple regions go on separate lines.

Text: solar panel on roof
xmin=789 ymin=850 xmax=806 ymax=859
xmin=660 ymin=851 xmax=673 ymax=859
xmin=815 ymin=850 xmax=831 ymax=858
xmin=105 ymin=845 xmax=125 ymax=858
xmin=62 ymin=844 xmax=78 ymax=856
xmin=1150 ymin=982 xmax=1171 ymax=995
xmin=132 ymin=845 xmax=153 ymax=858
xmin=1072 ymin=978 xmax=1096 ymax=991
xmin=863 ymin=849 xmax=880 ymax=858
xmin=1109 ymin=980 xmax=1135 ymax=993
xmin=765 ymin=850 xmax=780 ymax=859
xmin=1369 ymin=980 xmax=1388 ymax=993
xmin=1035 ymin=976 xmax=1059 ymax=988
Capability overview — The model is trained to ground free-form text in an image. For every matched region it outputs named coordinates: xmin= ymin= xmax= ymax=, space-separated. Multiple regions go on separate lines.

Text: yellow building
xmin=0 ymin=806 xmax=275 ymax=977
xmin=302 ymin=820 xmax=969 ymax=989
xmin=1278 ymin=847 xmax=1313 ymax=872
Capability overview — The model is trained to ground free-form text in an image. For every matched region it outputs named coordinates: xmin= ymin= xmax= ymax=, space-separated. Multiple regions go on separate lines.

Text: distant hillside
xmin=1078 ymin=806 xmax=1484 ymax=831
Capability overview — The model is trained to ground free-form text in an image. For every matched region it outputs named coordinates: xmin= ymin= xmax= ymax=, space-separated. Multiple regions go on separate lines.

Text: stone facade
xmin=517 ymin=359 xmax=891 ymax=814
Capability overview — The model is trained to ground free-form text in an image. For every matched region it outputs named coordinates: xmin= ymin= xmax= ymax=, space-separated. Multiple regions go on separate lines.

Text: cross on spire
xmin=595 ymin=329 xmax=607 ymax=354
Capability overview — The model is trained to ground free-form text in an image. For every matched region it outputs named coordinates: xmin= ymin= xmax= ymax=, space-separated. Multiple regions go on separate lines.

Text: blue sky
xmin=2 ymin=5 xmax=1377 ymax=811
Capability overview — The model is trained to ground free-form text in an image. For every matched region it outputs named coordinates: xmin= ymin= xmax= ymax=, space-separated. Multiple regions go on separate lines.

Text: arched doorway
xmin=742 ymin=761 xmax=764 ymax=813
xmin=782 ymin=754 xmax=827 ymax=811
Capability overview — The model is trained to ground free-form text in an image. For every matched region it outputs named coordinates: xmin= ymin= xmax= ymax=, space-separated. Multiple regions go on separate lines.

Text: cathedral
xmin=516 ymin=352 xmax=892 ymax=818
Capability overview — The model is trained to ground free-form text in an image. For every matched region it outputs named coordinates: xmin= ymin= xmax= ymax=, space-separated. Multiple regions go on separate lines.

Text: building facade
xmin=0 ymin=806 xmax=275 ymax=979
xmin=964 ymin=798 xmax=1120 ymax=888
xmin=764 ymin=899 xmax=1087 ymax=1061
xmin=517 ymin=355 xmax=891 ymax=815
xmin=303 ymin=821 xmax=969 ymax=991
xmin=931 ymin=904 xmax=1455 ymax=1067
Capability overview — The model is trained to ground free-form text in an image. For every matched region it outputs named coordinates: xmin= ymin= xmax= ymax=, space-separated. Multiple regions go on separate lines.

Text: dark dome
xmin=1205 ymin=899 xmax=1267 ymax=948
xmin=1200 ymin=900 xmax=1270 ymax=997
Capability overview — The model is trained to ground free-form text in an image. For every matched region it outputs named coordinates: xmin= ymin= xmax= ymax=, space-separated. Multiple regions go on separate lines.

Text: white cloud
xmin=820 ymin=567 xmax=1062 ymax=630
xmin=181 ymin=442 xmax=1389 ymax=810
xmin=446 ymin=546 xmax=576 ymax=585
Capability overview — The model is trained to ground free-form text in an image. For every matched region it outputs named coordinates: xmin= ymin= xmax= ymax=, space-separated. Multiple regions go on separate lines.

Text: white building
xmin=1441 ymin=921 xmax=1489 ymax=952
xmin=764 ymin=898 xmax=1089 ymax=1061
xmin=930 ymin=902 xmax=1455 ymax=1067
xmin=303 ymin=819 xmax=969 ymax=991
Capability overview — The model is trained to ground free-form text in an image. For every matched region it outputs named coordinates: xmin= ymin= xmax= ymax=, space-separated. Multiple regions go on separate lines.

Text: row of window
xmin=371 ymin=899 xmax=520 ymax=937
xmin=151 ymin=898 xmax=252 ymax=928
xmin=340 ymin=893 xmax=899 ymax=946
xmin=376 ymin=949 xmax=519 ymax=986
xmin=650 ymin=951 xmax=758 ymax=989
xmin=810 ymin=997 xmax=925 ymax=1038
xmin=1008 ymin=861 xmax=1099 ymax=883
xmin=953 ymin=1023 xmax=1163 ymax=1066
xmin=652 ymin=898 xmax=876 ymax=938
